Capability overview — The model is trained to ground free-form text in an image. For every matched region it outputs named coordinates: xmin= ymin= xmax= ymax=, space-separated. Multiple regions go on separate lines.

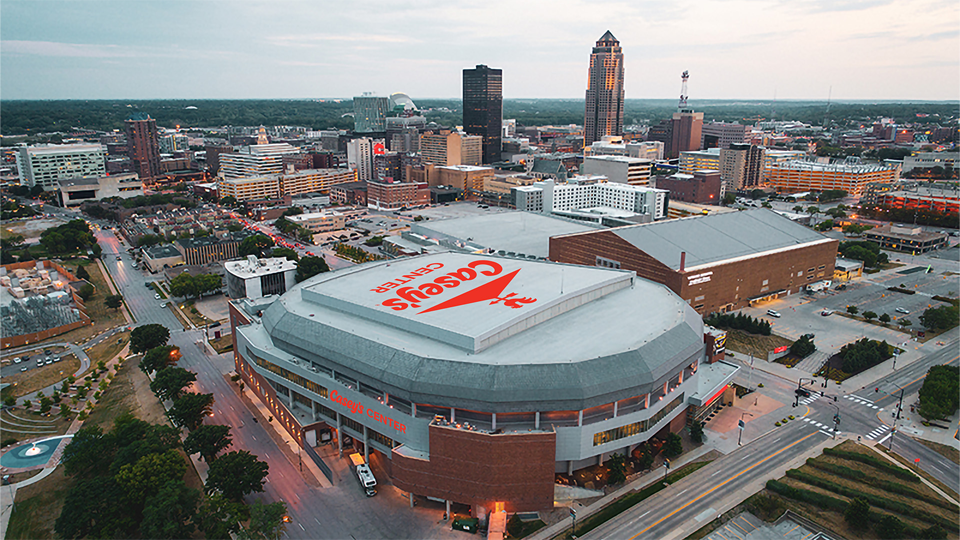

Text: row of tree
xmin=704 ymin=312 xmax=772 ymax=336
xmin=169 ymin=272 xmax=223 ymax=299
xmin=838 ymin=338 xmax=893 ymax=375
xmin=839 ymin=240 xmax=888 ymax=268
xmin=917 ymin=364 xmax=959 ymax=421
xmin=40 ymin=219 xmax=101 ymax=255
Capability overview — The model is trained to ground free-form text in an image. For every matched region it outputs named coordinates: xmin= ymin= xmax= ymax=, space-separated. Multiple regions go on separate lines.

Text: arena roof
xmin=248 ymin=253 xmax=704 ymax=411
xmin=607 ymin=208 xmax=833 ymax=272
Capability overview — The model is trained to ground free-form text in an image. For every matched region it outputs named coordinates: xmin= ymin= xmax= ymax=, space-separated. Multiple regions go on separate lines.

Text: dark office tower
xmin=584 ymin=31 xmax=625 ymax=146
xmin=463 ymin=64 xmax=503 ymax=164
xmin=125 ymin=113 xmax=161 ymax=183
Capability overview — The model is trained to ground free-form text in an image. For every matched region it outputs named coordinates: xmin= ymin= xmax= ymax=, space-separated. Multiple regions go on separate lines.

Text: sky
xmin=2 ymin=0 xmax=958 ymax=101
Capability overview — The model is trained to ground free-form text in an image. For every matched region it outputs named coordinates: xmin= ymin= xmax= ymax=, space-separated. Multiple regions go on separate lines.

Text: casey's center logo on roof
xmin=371 ymin=259 xmax=536 ymax=313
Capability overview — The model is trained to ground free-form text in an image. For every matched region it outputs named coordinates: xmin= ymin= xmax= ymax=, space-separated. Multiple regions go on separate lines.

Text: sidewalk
xmin=527 ymin=445 xmax=715 ymax=540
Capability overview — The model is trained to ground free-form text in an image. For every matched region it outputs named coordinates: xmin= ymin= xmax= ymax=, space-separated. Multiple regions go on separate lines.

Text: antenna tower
xmin=678 ymin=71 xmax=689 ymax=110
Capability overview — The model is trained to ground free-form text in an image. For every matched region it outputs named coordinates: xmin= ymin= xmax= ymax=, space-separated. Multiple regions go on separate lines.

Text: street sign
xmin=569 ymin=508 xmax=577 ymax=517
xmin=914 ymin=458 xmax=920 ymax=464
xmin=738 ymin=419 xmax=745 ymax=429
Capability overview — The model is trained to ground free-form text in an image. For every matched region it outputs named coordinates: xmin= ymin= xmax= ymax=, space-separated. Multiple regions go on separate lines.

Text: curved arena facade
xmin=231 ymin=253 xmax=714 ymax=512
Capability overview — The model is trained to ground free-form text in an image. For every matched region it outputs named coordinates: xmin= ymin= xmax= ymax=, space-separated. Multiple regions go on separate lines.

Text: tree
xmin=295 ymin=255 xmax=330 ymax=283
xmin=690 ymin=421 xmax=704 ymax=444
xmin=140 ymin=480 xmax=200 ymax=540
xmin=919 ymin=525 xmax=948 ymax=540
xmin=722 ymin=193 xmax=736 ymax=206
xmin=140 ymin=345 xmax=182 ymax=374
xmin=197 ymin=493 xmax=250 ymax=540
xmin=130 ymin=323 xmax=171 ymax=354
xmin=150 ymin=366 xmax=197 ymax=401
xmin=900 ymin=319 xmax=912 ymax=327
xmin=60 ymin=402 xmax=72 ymax=418
xmin=205 ymin=450 xmax=269 ymax=500
xmin=844 ymin=497 xmax=871 ymax=530
xmin=75 ymin=264 xmax=90 ymax=280
xmin=806 ymin=206 xmax=820 ymax=215
xmin=919 ymin=305 xmax=959 ymax=330
xmin=875 ymin=514 xmax=904 ymax=539
xmin=184 ymin=424 xmax=233 ymax=462
xmin=105 ymin=294 xmax=123 ymax=310
xmin=879 ymin=313 xmax=891 ymax=324
xmin=662 ymin=432 xmax=683 ymax=458
xmin=793 ymin=205 xmax=804 ymax=212
xmin=39 ymin=396 xmax=52 ymax=414
xmin=137 ymin=234 xmax=163 ymax=247
xmin=605 ymin=452 xmax=627 ymax=484
xmin=239 ymin=234 xmax=274 ymax=257
xmin=168 ymin=392 xmax=215 ymax=431
xmin=4 ymin=396 xmax=16 ymax=408
xmin=115 ymin=448 xmax=187 ymax=497
xmin=862 ymin=311 xmax=877 ymax=321
xmin=61 ymin=425 xmax=116 ymax=479
xmin=169 ymin=272 xmax=199 ymax=299
xmin=78 ymin=283 xmax=95 ymax=301
xmin=271 ymin=246 xmax=299 ymax=261
xmin=55 ymin=476 xmax=138 ymax=539
xmin=847 ymin=305 xmax=859 ymax=314
xmin=815 ymin=219 xmax=834 ymax=231
xmin=790 ymin=335 xmax=816 ymax=358
xmin=219 ymin=196 xmax=238 ymax=207
xmin=240 ymin=500 xmax=288 ymax=540
xmin=196 ymin=273 xmax=223 ymax=297
xmin=918 ymin=365 xmax=959 ymax=421
xmin=227 ymin=223 xmax=244 ymax=232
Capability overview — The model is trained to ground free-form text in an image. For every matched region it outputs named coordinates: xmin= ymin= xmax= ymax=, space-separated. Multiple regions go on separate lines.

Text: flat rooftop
xmin=225 ymin=256 xmax=297 ymax=278
xmin=411 ymin=211 xmax=599 ymax=258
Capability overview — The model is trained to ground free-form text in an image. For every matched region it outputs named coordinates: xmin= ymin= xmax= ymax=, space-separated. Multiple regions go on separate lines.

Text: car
xmin=45 ymin=359 xmax=53 ymax=365
xmin=13 ymin=357 xmax=21 ymax=364
xmin=821 ymin=309 xmax=832 ymax=316
xmin=895 ymin=307 xmax=909 ymax=314
xmin=160 ymin=302 xmax=167 ymax=308
xmin=795 ymin=387 xmax=811 ymax=397
xmin=53 ymin=356 xmax=60 ymax=363
xmin=766 ymin=309 xmax=781 ymax=318
xmin=20 ymin=367 xmax=28 ymax=372
xmin=116 ymin=256 xmax=122 ymax=261
xmin=146 ymin=282 xmax=153 ymax=288
xmin=155 ymin=294 xmax=162 ymax=300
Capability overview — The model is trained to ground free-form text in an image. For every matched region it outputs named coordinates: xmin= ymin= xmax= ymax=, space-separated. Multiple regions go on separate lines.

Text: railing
xmin=302 ymin=443 xmax=333 ymax=482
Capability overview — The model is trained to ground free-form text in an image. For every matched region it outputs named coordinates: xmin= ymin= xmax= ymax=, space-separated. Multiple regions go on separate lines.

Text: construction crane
xmin=678 ymin=71 xmax=689 ymax=110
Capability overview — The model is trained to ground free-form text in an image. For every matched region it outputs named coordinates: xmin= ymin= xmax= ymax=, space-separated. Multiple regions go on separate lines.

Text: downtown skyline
xmin=1 ymin=0 xmax=958 ymax=102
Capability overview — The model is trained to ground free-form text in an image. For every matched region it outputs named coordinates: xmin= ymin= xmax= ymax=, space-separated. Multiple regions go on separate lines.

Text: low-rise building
xmin=329 ymin=181 xmax=368 ymax=206
xmin=654 ymin=170 xmax=722 ymax=205
xmin=863 ymin=225 xmax=948 ymax=254
xmin=59 ymin=173 xmax=143 ymax=207
xmin=513 ymin=178 xmax=668 ymax=222
xmin=833 ymin=258 xmax=863 ymax=282
xmin=581 ymin=155 xmax=653 ymax=186
xmin=434 ymin=165 xmax=495 ymax=192
xmin=366 ymin=180 xmax=430 ymax=210
xmin=142 ymin=244 xmax=184 ymax=273
xmin=764 ymin=159 xmax=899 ymax=196
xmin=175 ymin=230 xmax=255 ymax=265
xmin=225 ymin=256 xmax=297 ymax=300
xmin=287 ymin=211 xmax=346 ymax=233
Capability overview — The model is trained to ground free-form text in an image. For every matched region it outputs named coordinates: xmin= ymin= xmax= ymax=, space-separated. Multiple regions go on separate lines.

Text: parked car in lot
xmin=821 ymin=309 xmax=833 ymax=316
xmin=13 ymin=357 xmax=21 ymax=364
xmin=895 ymin=307 xmax=909 ymax=314
xmin=160 ymin=302 xmax=167 ymax=308
xmin=766 ymin=309 xmax=781 ymax=318
xmin=155 ymin=294 xmax=162 ymax=300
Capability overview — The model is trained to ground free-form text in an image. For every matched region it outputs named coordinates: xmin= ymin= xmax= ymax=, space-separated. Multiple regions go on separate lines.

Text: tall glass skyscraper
xmin=462 ymin=64 xmax=503 ymax=164
xmin=353 ymin=93 xmax=390 ymax=133
xmin=584 ymin=31 xmax=625 ymax=146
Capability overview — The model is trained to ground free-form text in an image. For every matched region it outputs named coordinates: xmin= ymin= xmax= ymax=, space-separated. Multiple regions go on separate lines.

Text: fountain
xmin=23 ymin=443 xmax=43 ymax=457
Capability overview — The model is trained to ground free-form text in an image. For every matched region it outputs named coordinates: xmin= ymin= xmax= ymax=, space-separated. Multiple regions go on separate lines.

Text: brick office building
xmin=550 ymin=209 xmax=838 ymax=314
xmin=229 ymin=253 xmax=731 ymax=515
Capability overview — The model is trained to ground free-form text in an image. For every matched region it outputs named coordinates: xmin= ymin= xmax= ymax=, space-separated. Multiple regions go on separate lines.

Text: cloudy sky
xmin=2 ymin=0 xmax=957 ymax=101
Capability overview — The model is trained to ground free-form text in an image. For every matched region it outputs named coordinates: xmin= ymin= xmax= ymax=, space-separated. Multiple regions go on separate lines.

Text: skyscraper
xmin=584 ymin=31 xmax=625 ymax=147
xmin=353 ymin=93 xmax=390 ymax=133
xmin=125 ymin=113 xmax=161 ymax=183
xmin=462 ymin=64 xmax=503 ymax=164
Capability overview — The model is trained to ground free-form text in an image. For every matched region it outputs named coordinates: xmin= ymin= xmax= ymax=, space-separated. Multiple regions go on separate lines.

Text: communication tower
xmin=678 ymin=71 xmax=689 ymax=110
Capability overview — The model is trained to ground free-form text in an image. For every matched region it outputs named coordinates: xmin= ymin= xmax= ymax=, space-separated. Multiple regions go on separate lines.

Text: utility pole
xmin=570 ymin=507 xmax=577 ymax=538
xmin=738 ymin=412 xmax=754 ymax=446
xmin=830 ymin=404 xmax=840 ymax=440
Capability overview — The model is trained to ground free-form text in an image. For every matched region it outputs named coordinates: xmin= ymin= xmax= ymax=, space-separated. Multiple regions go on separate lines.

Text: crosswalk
xmin=865 ymin=423 xmax=891 ymax=440
xmin=800 ymin=416 xmax=841 ymax=437
xmin=843 ymin=394 xmax=884 ymax=411
xmin=798 ymin=393 xmax=820 ymax=406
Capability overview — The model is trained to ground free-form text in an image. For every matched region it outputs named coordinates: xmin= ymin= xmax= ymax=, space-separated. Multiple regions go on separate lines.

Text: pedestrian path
xmin=797 ymin=393 xmax=821 ymax=406
xmin=800 ymin=417 xmax=841 ymax=438
xmin=793 ymin=349 xmax=830 ymax=373
xmin=865 ymin=423 xmax=891 ymax=441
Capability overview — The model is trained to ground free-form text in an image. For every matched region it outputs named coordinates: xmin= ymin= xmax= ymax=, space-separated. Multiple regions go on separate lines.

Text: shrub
xmin=704 ymin=312 xmax=771 ymax=335
xmin=847 ymin=305 xmax=859 ymax=314
xmin=821 ymin=447 xmax=917 ymax=481
xmin=845 ymin=497 xmax=871 ymax=530
xmin=1 ymin=438 xmax=18 ymax=448
xmin=876 ymin=515 xmax=905 ymax=539
xmin=765 ymin=480 xmax=847 ymax=510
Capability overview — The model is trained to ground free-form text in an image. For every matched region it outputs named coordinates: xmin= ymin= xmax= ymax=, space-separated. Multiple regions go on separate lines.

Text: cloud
xmin=265 ymin=33 xmax=421 ymax=48
xmin=2 ymin=40 xmax=137 ymax=58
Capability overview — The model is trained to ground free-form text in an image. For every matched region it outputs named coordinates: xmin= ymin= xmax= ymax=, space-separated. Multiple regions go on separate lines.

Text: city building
xmin=125 ymin=113 xmax=162 ymax=183
xmin=679 ymin=148 xmax=720 ymax=175
xmin=280 ymin=169 xmax=358 ymax=197
xmin=375 ymin=152 xmax=402 ymax=183
xmin=330 ymin=181 xmax=368 ymax=207
xmin=353 ymin=93 xmax=390 ymax=133
xmin=764 ymin=159 xmax=899 ymax=196
xmin=219 ymin=144 xmax=300 ymax=179
xmin=420 ymin=130 xmax=482 ymax=167
xmin=513 ymin=178 xmax=668 ymax=222
xmin=760 ymin=150 xmax=806 ymax=183
xmin=582 ymin=155 xmax=653 ymax=186
xmin=550 ymin=208 xmax=839 ymax=314
xmin=584 ymin=31 xmax=625 ymax=146
xmin=59 ymin=173 xmax=143 ymax=207
xmin=463 ymin=64 xmax=503 ymax=164
xmin=225 ymin=256 xmax=298 ymax=300
xmin=584 ymin=137 xmax=664 ymax=161
xmin=648 ymin=111 xmax=705 ymax=159
xmin=204 ymin=143 xmax=233 ymax=175
xmin=16 ymin=144 xmax=106 ymax=191
xmin=863 ymin=225 xmax=948 ymax=254
xmin=231 ymin=253 xmax=733 ymax=514
xmin=287 ymin=211 xmax=346 ymax=233
xmin=175 ymin=230 xmax=255 ymax=265
xmin=366 ymin=180 xmax=430 ymax=210
xmin=217 ymin=176 xmax=281 ymax=202
xmin=386 ymin=116 xmax=427 ymax=153
xmin=719 ymin=143 xmax=764 ymax=191
xmin=665 ymin=201 xmax=735 ymax=219
xmin=701 ymin=122 xmax=746 ymax=149
xmin=833 ymin=258 xmax=863 ymax=282
xmin=901 ymin=152 xmax=958 ymax=174
xmin=347 ymin=138 xmax=380 ymax=182
xmin=434 ymin=165 xmax=495 ymax=192
xmin=654 ymin=170 xmax=722 ymax=205
xmin=160 ymin=133 xmax=190 ymax=154
xmin=142 ymin=244 xmax=185 ymax=273
xmin=864 ymin=183 xmax=959 ymax=215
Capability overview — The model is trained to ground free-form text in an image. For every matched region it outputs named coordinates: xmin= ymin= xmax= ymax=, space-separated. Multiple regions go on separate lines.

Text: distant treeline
xmin=1 ymin=98 xmax=956 ymax=136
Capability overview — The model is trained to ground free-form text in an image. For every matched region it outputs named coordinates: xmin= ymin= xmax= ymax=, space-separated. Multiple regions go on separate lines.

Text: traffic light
xmin=876 ymin=387 xmax=879 ymax=392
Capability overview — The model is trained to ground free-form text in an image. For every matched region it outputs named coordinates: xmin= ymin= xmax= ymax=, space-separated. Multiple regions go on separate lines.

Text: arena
xmin=230 ymin=252 xmax=735 ymax=513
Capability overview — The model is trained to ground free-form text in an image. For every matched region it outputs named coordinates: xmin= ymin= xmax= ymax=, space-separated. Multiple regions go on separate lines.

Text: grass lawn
xmin=0 ymin=408 xmax=74 ymax=441
xmin=82 ymin=330 xmax=129 ymax=373
xmin=181 ymin=300 xmax=215 ymax=327
xmin=0 ymin=356 xmax=81 ymax=399
xmin=724 ymin=329 xmax=793 ymax=360
xmin=209 ymin=334 xmax=234 ymax=354
xmin=5 ymin=466 xmax=72 ymax=540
